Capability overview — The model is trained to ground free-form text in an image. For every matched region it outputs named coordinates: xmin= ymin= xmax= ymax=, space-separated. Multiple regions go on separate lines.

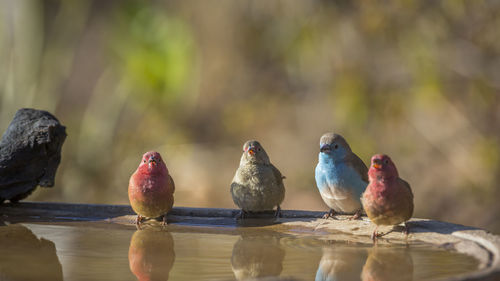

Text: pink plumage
xmin=361 ymin=154 xmax=413 ymax=241
xmin=128 ymin=151 xmax=175 ymax=227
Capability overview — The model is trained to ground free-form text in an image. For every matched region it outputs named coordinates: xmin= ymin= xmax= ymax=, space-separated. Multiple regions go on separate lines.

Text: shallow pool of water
xmin=0 ymin=221 xmax=479 ymax=280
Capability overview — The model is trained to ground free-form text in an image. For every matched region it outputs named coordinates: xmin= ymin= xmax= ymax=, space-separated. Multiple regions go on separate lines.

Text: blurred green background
xmin=1 ymin=0 xmax=499 ymax=233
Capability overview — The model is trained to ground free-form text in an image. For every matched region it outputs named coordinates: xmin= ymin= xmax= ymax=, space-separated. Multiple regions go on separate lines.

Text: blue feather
xmin=315 ymin=146 xmax=367 ymax=214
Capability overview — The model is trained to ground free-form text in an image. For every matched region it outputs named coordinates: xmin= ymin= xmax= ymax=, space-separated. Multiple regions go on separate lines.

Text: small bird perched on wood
xmin=231 ymin=140 xmax=285 ymax=219
xmin=128 ymin=151 xmax=175 ymax=228
xmin=361 ymin=154 xmax=414 ymax=241
xmin=314 ymin=133 xmax=368 ymax=219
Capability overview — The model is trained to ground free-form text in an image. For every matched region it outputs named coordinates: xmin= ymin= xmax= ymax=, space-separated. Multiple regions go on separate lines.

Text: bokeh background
xmin=1 ymin=0 xmax=499 ymax=233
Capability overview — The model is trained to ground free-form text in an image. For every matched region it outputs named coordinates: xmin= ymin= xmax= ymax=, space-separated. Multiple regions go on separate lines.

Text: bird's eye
xmin=258 ymin=148 xmax=261 ymax=151
xmin=143 ymin=160 xmax=146 ymax=163
xmin=384 ymin=160 xmax=389 ymax=164
xmin=334 ymin=144 xmax=339 ymax=149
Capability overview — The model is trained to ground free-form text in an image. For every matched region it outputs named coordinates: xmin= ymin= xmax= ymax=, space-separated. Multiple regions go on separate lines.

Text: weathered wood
xmin=0 ymin=109 xmax=66 ymax=203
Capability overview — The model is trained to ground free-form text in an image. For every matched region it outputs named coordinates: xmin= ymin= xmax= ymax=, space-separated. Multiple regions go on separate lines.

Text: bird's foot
xmin=162 ymin=214 xmax=168 ymax=227
xmin=275 ymin=205 xmax=282 ymax=218
xmin=322 ymin=209 xmax=335 ymax=219
xmin=403 ymin=222 xmax=410 ymax=236
xmin=135 ymin=215 xmax=143 ymax=230
xmin=371 ymin=226 xmax=380 ymax=242
xmin=348 ymin=210 xmax=362 ymax=220
xmin=235 ymin=210 xmax=247 ymax=220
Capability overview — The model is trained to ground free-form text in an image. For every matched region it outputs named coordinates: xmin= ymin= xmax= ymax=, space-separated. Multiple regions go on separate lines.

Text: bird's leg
xmin=348 ymin=209 xmax=362 ymax=220
xmin=236 ymin=210 xmax=247 ymax=220
xmin=403 ymin=222 xmax=410 ymax=236
xmin=322 ymin=209 xmax=335 ymax=219
xmin=275 ymin=205 xmax=282 ymax=218
xmin=371 ymin=226 xmax=379 ymax=242
xmin=162 ymin=214 xmax=167 ymax=226
xmin=135 ymin=215 xmax=143 ymax=230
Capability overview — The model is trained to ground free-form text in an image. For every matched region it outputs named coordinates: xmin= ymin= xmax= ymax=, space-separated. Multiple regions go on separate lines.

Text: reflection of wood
xmin=0 ymin=108 xmax=66 ymax=203
xmin=0 ymin=202 xmax=499 ymax=281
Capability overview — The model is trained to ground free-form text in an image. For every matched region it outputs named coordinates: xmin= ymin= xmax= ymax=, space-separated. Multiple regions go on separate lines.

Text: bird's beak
xmin=247 ymin=147 xmax=256 ymax=155
xmin=148 ymin=158 xmax=157 ymax=166
xmin=372 ymin=159 xmax=382 ymax=170
xmin=320 ymin=144 xmax=330 ymax=153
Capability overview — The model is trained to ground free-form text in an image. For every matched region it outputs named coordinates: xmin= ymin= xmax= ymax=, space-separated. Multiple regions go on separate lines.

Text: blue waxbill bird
xmin=315 ymin=133 xmax=368 ymax=219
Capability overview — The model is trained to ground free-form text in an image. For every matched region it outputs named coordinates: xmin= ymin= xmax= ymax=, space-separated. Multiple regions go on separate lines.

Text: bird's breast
xmin=235 ymin=165 xmax=276 ymax=188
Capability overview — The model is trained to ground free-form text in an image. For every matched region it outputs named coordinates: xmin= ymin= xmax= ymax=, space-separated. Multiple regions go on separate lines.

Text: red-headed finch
xmin=361 ymin=154 xmax=414 ymax=241
xmin=128 ymin=151 xmax=175 ymax=228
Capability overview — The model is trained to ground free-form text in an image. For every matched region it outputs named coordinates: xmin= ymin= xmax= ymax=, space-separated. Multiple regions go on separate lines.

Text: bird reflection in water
xmin=0 ymin=223 xmax=63 ymax=281
xmin=361 ymin=246 xmax=413 ymax=281
xmin=315 ymin=242 xmax=367 ymax=281
xmin=231 ymin=232 xmax=285 ymax=280
xmin=128 ymin=227 xmax=175 ymax=281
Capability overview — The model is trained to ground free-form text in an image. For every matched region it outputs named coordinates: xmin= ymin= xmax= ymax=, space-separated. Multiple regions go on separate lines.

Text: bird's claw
xmin=322 ymin=209 xmax=335 ymax=219
xmin=275 ymin=205 xmax=282 ymax=218
xmin=235 ymin=210 xmax=247 ymax=220
xmin=403 ymin=222 xmax=410 ymax=236
xmin=371 ymin=231 xmax=382 ymax=242
xmin=135 ymin=215 xmax=143 ymax=230
xmin=348 ymin=210 xmax=362 ymax=220
xmin=371 ymin=226 xmax=380 ymax=242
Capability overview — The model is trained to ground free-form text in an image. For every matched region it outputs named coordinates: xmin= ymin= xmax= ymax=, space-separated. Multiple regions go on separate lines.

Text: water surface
xmin=0 ymin=221 xmax=479 ymax=280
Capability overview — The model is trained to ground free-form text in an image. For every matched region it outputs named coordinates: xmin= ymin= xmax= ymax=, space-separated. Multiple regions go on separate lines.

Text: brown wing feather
xmin=270 ymin=164 xmax=285 ymax=186
xmin=168 ymin=175 xmax=175 ymax=192
xmin=398 ymin=178 xmax=413 ymax=198
xmin=346 ymin=153 xmax=369 ymax=183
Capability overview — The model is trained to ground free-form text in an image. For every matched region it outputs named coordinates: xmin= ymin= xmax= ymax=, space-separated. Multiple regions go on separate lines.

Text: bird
xmin=314 ymin=133 xmax=368 ymax=220
xmin=128 ymin=151 xmax=175 ymax=228
xmin=230 ymin=140 xmax=285 ymax=219
xmin=361 ymin=154 xmax=414 ymax=241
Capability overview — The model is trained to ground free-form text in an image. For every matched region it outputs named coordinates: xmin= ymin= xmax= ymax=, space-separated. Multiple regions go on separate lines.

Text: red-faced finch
xmin=231 ymin=140 xmax=285 ymax=219
xmin=128 ymin=151 xmax=175 ymax=228
xmin=361 ymin=154 xmax=414 ymax=241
